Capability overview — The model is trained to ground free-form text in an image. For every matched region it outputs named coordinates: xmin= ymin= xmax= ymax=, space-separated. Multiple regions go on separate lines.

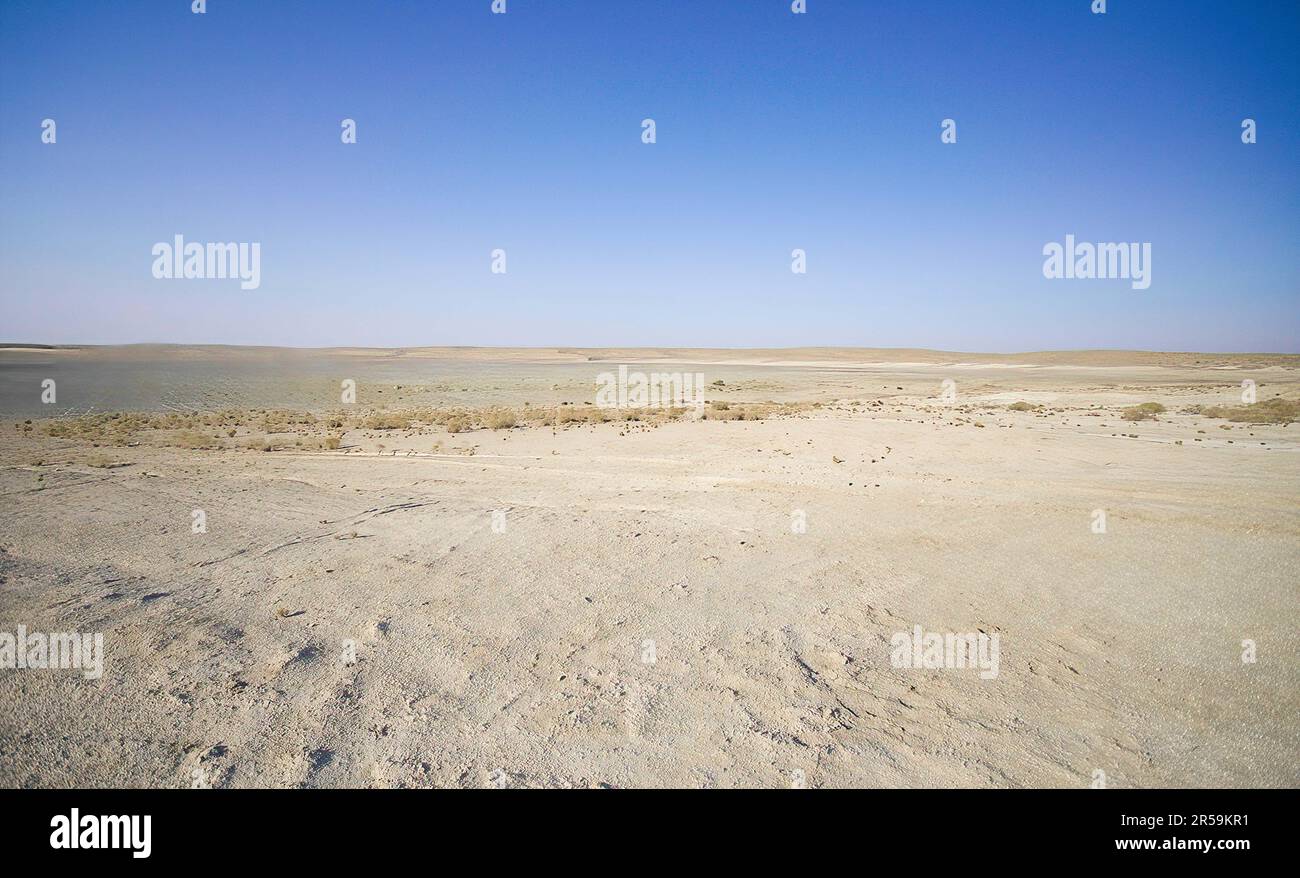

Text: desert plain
xmin=0 ymin=345 xmax=1296 ymax=787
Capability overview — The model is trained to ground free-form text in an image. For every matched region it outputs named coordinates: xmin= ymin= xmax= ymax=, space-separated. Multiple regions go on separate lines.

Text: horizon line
xmin=4 ymin=342 xmax=1298 ymax=359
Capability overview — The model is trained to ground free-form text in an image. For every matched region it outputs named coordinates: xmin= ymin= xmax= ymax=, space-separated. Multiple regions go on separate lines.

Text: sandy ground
xmin=0 ymin=348 xmax=1297 ymax=788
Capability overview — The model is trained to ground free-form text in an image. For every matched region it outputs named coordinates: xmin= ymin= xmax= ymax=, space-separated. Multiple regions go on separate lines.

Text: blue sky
xmin=1 ymin=0 xmax=1297 ymax=351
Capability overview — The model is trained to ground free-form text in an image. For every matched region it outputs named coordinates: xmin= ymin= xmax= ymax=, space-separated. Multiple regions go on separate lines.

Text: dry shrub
xmin=1200 ymin=398 xmax=1298 ymax=424
xmin=703 ymin=403 xmax=770 ymax=422
xmin=1121 ymin=402 xmax=1166 ymax=421
xmin=485 ymin=410 xmax=517 ymax=430
xmin=363 ymin=413 xmax=411 ymax=430
xmin=171 ymin=430 xmax=219 ymax=449
xmin=261 ymin=410 xmax=316 ymax=432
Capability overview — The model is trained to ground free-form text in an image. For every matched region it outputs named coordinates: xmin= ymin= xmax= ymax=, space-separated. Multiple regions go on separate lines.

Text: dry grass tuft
xmin=170 ymin=430 xmax=220 ymax=449
xmin=1121 ymin=402 xmax=1166 ymax=421
xmin=485 ymin=410 xmax=517 ymax=430
xmin=1199 ymin=398 xmax=1299 ymax=424
xmin=362 ymin=413 xmax=412 ymax=431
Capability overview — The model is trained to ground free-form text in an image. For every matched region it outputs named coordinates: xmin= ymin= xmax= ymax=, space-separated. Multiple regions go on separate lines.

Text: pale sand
xmin=0 ymin=348 xmax=1297 ymax=787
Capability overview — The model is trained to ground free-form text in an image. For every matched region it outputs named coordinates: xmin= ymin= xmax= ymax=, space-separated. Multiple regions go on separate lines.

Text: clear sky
xmin=1 ymin=0 xmax=1297 ymax=351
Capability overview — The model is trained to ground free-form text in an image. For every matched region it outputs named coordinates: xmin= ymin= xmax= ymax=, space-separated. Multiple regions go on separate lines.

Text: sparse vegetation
xmin=1199 ymin=398 xmax=1298 ymax=424
xmin=261 ymin=410 xmax=317 ymax=433
xmin=362 ymin=413 xmax=411 ymax=430
xmin=17 ymin=399 xmax=807 ymax=456
xmin=1121 ymin=402 xmax=1166 ymax=421
xmin=172 ymin=430 xmax=219 ymax=449
xmin=485 ymin=410 xmax=517 ymax=430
